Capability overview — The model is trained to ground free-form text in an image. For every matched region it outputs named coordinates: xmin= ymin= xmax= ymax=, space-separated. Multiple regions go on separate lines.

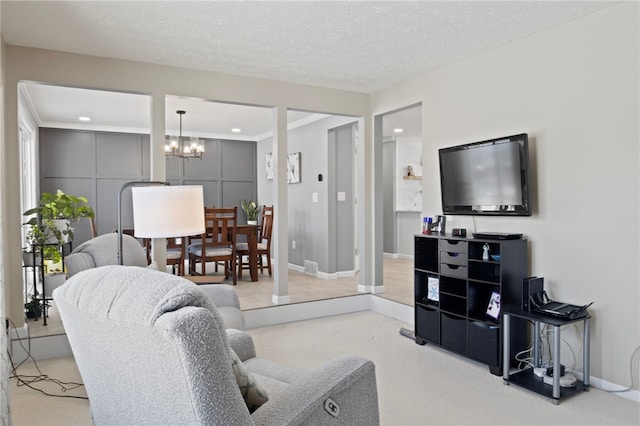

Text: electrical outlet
xmin=292 ymin=240 xmax=296 ymax=249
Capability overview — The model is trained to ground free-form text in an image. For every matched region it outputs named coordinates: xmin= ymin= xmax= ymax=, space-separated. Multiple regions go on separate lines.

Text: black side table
xmin=503 ymin=308 xmax=591 ymax=405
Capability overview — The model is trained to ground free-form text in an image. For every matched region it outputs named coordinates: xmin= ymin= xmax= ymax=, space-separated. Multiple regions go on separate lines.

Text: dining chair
xmin=166 ymin=237 xmax=185 ymax=276
xmin=188 ymin=207 xmax=238 ymax=284
xmin=237 ymin=205 xmax=273 ymax=278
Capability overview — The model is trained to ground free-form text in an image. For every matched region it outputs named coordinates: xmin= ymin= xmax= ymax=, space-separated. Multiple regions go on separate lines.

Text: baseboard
xmin=368 ymin=296 xmax=414 ymax=324
xmin=383 ymin=252 xmax=413 ymax=260
xmin=358 ymin=284 xmax=385 ymax=294
xmin=271 ymin=294 xmax=290 ymax=305
xmin=288 ymin=263 xmax=357 ymax=280
xmin=10 ymin=329 xmax=71 ymax=364
xmin=245 ymin=294 xmax=371 ymax=329
xmin=571 ymin=371 xmax=640 ymax=403
xmin=288 ymin=263 xmax=305 ymax=273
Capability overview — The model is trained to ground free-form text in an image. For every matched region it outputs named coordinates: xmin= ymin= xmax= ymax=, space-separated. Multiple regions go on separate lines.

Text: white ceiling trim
xmin=255 ymin=113 xmax=332 ymax=142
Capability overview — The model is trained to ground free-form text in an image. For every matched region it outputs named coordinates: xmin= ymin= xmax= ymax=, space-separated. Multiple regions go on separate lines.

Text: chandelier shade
xmin=165 ymin=110 xmax=205 ymax=159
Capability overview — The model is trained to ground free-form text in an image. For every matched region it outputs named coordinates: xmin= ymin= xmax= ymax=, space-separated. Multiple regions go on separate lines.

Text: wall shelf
xmin=403 ymin=175 xmax=422 ymax=180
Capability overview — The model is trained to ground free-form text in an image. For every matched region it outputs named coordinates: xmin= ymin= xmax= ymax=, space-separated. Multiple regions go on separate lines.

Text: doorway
xmin=376 ymin=103 xmax=423 ymax=306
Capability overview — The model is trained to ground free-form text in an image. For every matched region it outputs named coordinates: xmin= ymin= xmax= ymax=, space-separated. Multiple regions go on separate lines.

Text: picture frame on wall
xmin=265 ymin=153 xmax=274 ymax=180
xmin=287 ymin=152 xmax=301 ymax=184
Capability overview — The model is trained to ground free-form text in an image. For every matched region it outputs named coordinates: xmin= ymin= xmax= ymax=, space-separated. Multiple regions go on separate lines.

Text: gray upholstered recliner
xmin=54 ymin=266 xmax=379 ymax=425
xmin=65 ymin=233 xmax=148 ymax=277
xmin=64 ymin=233 xmax=245 ymax=330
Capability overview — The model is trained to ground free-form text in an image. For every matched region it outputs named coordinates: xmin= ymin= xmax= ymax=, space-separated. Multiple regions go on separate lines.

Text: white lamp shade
xmin=131 ymin=185 xmax=205 ymax=238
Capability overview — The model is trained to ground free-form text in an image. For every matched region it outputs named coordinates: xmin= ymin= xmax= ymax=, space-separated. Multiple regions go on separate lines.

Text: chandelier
xmin=165 ymin=110 xmax=205 ymax=159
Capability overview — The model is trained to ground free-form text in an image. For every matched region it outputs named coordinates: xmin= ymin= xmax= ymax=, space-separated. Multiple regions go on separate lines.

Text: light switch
xmin=312 ymin=192 xmax=318 ymax=203
xmin=337 ymin=192 xmax=346 ymax=201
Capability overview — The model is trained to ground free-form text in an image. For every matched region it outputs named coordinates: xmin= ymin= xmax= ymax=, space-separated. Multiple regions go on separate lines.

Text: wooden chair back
xmin=203 ymin=207 xmax=237 ymax=248
xmin=190 ymin=207 xmax=237 ymax=283
xmin=260 ymin=205 xmax=274 ymax=247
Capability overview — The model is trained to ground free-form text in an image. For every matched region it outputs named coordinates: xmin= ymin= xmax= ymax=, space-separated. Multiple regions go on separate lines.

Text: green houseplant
xmin=23 ymin=190 xmax=95 ymax=244
xmin=24 ymin=293 xmax=43 ymax=319
xmin=241 ymin=200 xmax=261 ymax=224
xmin=21 ymin=223 xmax=53 ymax=265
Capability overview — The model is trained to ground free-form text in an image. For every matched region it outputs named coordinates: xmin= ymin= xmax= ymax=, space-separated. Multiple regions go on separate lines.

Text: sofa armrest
xmin=198 ymin=284 xmax=241 ymax=309
xmin=226 ymin=329 xmax=256 ymax=361
xmin=65 ymin=252 xmax=96 ymax=278
xmin=251 ymin=356 xmax=379 ymax=426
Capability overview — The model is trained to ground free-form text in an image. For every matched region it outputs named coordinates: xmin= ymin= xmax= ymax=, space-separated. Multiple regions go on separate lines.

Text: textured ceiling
xmin=2 ymin=1 xmax=613 ymax=93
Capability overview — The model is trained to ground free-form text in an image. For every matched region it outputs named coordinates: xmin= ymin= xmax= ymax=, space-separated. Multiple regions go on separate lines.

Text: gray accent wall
xmin=39 ymin=128 xmax=256 ymax=246
xmin=329 ymin=124 xmax=355 ymax=272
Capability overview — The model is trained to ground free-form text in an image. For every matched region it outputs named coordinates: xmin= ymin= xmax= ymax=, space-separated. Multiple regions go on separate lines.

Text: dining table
xmin=235 ymin=223 xmax=260 ymax=282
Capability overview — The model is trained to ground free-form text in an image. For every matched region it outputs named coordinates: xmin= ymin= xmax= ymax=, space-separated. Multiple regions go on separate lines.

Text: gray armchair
xmin=64 ymin=233 xmax=246 ymax=330
xmin=65 ymin=233 xmax=148 ymax=277
xmin=54 ymin=266 xmax=379 ymax=425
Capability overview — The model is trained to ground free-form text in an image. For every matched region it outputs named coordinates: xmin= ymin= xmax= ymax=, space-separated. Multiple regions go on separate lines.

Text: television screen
xmin=439 ymin=134 xmax=531 ymax=216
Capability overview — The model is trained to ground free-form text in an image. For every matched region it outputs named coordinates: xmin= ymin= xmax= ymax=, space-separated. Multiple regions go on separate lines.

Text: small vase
xmin=247 ymin=220 xmax=258 ymax=225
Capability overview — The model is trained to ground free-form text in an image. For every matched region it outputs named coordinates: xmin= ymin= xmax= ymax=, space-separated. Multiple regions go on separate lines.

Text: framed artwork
xmin=287 ymin=152 xmax=301 ymax=184
xmin=265 ymin=153 xmax=274 ymax=180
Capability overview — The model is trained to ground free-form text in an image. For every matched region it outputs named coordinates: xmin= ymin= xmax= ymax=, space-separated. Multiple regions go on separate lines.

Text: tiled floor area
xmin=25 ymin=257 xmax=414 ymax=338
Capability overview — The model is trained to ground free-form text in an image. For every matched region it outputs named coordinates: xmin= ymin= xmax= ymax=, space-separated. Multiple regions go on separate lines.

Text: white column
xmin=149 ymin=93 xmax=167 ymax=266
xmin=365 ymin=114 xmax=384 ymax=292
xmin=272 ymin=106 xmax=290 ymax=304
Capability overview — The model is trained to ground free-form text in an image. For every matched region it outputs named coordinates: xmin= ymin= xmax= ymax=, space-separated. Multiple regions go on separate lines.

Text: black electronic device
xmin=522 ymin=276 xmax=544 ymax=311
xmin=529 ymin=288 xmax=594 ymax=320
xmin=439 ymin=133 xmax=531 ymax=216
xmin=472 ymin=232 xmax=523 ymax=240
xmin=452 ymin=228 xmax=466 ymax=237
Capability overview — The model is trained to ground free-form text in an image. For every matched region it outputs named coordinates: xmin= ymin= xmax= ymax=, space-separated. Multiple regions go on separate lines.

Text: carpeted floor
xmin=9 ymin=311 xmax=640 ymax=425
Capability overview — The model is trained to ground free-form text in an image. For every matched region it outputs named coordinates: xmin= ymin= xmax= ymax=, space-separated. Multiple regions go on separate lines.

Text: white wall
xmin=395 ymin=136 xmax=422 ymax=212
xmin=371 ymin=3 xmax=639 ymax=388
xmin=0 ymin=26 xmax=11 ymax=426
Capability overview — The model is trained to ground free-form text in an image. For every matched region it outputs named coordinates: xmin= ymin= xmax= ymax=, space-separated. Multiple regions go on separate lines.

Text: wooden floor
xmin=25 ymin=257 xmax=414 ymax=338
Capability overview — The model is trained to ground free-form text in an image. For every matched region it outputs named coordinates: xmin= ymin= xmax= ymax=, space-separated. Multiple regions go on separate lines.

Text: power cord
xmin=601 ymin=345 xmax=640 ymax=394
xmin=535 ymin=319 xmax=639 ymax=394
xmin=6 ymin=317 xmax=87 ymax=400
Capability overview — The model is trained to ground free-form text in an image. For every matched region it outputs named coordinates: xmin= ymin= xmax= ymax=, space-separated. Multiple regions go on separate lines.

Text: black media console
xmin=414 ymin=233 xmax=528 ymax=375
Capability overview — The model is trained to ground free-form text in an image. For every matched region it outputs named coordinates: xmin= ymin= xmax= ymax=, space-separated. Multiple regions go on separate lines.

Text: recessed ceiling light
xmin=78 ymin=116 xmax=91 ymax=122
xmin=393 ymin=128 xmax=403 ymax=133
xmin=231 ymin=128 xmax=241 ymax=133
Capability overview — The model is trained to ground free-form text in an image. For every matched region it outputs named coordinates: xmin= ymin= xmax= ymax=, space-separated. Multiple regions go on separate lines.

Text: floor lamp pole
xmin=117 ymin=181 xmax=168 ymax=265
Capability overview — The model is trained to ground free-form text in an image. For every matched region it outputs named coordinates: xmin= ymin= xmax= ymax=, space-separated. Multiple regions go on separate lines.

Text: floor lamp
xmin=117 ymin=182 xmax=205 ymax=266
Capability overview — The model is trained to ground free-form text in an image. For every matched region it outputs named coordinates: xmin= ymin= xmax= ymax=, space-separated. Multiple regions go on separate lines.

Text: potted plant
xmin=42 ymin=245 xmax=63 ymax=273
xmin=241 ymin=200 xmax=261 ymax=225
xmin=21 ymin=246 xmax=42 ymax=267
xmin=24 ymin=293 xmax=43 ymax=320
xmin=23 ymin=189 xmax=95 ymax=244
xmin=22 ymin=221 xmax=57 ymax=265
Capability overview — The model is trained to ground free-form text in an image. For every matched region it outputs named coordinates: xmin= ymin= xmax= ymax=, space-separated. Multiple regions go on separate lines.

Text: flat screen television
xmin=439 ymin=133 xmax=531 ymax=216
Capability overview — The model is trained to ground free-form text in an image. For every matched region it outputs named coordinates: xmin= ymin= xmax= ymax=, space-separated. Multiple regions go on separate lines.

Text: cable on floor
xmin=6 ymin=317 xmax=88 ymax=400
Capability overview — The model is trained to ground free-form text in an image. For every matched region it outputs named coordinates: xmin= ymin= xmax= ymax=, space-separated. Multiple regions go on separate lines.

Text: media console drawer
xmin=439 ymin=239 xmax=468 ymax=254
xmin=440 ymin=263 xmax=468 ymax=279
xmin=416 ymin=305 xmax=439 ymax=343
xmin=441 ymin=313 xmax=467 ymax=354
xmin=440 ymin=251 xmax=467 ymax=265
